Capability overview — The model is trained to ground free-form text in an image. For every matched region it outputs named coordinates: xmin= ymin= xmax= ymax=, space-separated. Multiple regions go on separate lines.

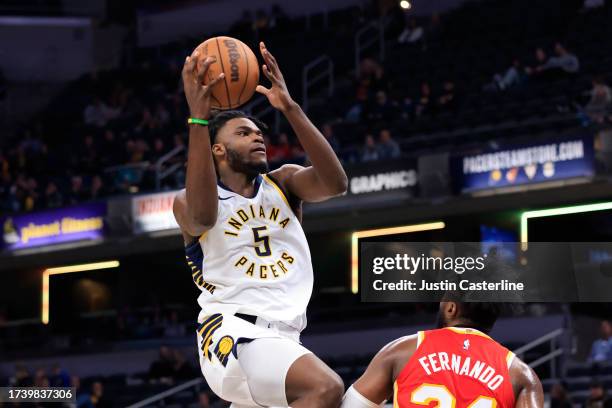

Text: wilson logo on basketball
xmin=224 ymin=39 xmax=241 ymax=82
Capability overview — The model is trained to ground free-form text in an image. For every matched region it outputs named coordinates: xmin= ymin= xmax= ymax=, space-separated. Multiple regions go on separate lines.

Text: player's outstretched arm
xmin=342 ymin=335 xmax=418 ymax=408
xmin=255 ymin=42 xmax=348 ymax=202
xmin=173 ymin=52 xmax=225 ymax=237
xmin=510 ymin=357 xmax=544 ymax=408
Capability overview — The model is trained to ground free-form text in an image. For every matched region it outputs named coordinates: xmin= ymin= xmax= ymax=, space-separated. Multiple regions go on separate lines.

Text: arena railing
xmin=243 ymin=95 xmax=281 ymax=133
xmin=124 ymin=377 xmax=205 ymax=408
xmin=154 ymin=145 xmax=185 ymax=190
xmin=127 ymin=328 xmax=567 ymax=407
xmin=513 ymin=328 xmax=565 ymax=379
xmin=302 ymin=55 xmax=334 ymax=113
xmin=354 ymin=16 xmax=390 ymax=77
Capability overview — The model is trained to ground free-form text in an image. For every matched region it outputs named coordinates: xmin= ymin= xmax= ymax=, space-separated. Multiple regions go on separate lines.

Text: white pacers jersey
xmin=184 ymin=174 xmax=313 ymax=332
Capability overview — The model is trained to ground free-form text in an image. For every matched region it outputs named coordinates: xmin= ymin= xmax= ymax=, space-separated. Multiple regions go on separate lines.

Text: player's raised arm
xmin=510 ymin=358 xmax=544 ymax=408
xmin=173 ymin=52 xmax=225 ymax=237
xmin=255 ymin=41 xmax=348 ymax=203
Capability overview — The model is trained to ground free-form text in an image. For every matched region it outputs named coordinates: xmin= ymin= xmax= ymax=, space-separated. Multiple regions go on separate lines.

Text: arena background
xmin=0 ymin=0 xmax=612 ymax=406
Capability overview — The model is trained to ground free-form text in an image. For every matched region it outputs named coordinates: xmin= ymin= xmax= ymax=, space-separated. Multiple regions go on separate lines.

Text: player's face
xmin=216 ymin=117 xmax=268 ymax=176
xmin=602 ymin=320 xmax=612 ymax=338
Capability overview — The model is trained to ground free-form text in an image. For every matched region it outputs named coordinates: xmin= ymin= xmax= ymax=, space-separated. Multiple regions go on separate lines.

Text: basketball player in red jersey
xmin=340 ymin=301 xmax=544 ymax=407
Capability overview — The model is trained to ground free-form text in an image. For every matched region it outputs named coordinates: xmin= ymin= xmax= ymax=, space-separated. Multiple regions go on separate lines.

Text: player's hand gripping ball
xmin=191 ymin=36 xmax=260 ymax=110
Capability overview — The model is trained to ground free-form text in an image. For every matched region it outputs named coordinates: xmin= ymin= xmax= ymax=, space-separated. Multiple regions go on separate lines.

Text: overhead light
xmin=351 ymin=222 xmax=445 ymax=293
xmin=41 ymin=260 xmax=120 ymax=324
xmin=400 ymin=1 xmax=412 ymax=10
xmin=520 ymin=202 xmax=612 ymax=245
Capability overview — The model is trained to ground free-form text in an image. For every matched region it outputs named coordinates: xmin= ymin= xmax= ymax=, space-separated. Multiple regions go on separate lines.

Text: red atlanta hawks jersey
xmin=394 ymin=327 xmax=516 ymax=408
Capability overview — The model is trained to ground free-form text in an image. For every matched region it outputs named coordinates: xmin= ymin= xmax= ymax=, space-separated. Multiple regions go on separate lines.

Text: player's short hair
xmin=442 ymin=292 xmax=502 ymax=333
xmin=456 ymin=302 xmax=502 ymax=334
xmin=208 ymin=110 xmax=268 ymax=144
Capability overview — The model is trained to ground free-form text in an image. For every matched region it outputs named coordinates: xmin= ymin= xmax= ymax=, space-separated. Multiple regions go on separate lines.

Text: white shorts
xmin=196 ymin=312 xmax=311 ymax=407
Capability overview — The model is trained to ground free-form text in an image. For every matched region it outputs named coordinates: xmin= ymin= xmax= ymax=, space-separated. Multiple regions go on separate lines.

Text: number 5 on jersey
xmin=252 ymin=226 xmax=272 ymax=256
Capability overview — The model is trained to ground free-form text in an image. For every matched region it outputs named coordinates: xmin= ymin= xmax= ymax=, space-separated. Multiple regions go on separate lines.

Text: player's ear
xmin=211 ymin=143 xmax=225 ymax=156
xmin=446 ymin=301 xmax=459 ymax=319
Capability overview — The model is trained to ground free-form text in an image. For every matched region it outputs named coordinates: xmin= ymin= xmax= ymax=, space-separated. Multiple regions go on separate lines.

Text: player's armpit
xmin=173 ymin=190 xmax=213 ymax=239
xmin=271 ymin=164 xmax=344 ymax=203
xmin=510 ymin=358 xmax=544 ymax=408
xmin=346 ymin=335 xmax=418 ymax=407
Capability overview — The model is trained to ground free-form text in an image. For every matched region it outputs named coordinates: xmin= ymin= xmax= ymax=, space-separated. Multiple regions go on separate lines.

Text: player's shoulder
xmin=381 ymin=334 xmax=419 ymax=355
xmin=509 ymin=355 xmax=539 ymax=386
xmin=377 ymin=334 xmax=420 ymax=379
xmin=268 ymin=163 xmax=305 ymax=184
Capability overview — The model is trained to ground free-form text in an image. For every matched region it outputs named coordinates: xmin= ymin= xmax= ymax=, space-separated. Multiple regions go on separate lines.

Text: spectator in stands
xmin=371 ymin=65 xmax=388 ymax=93
xmin=172 ymin=349 xmax=197 ymax=381
xmin=11 ymin=364 xmax=32 ymax=387
xmin=583 ymin=381 xmax=612 ymax=408
xmin=415 ymin=82 xmax=432 ymax=117
xmin=135 ymin=107 xmax=161 ymax=137
xmin=164 ymin=310 xmax=186 ymax=338
xmin=364 ymin=90 xmax=397 ymax=123
xmin=398 ymin=17 xmax=424 ymax=45
xmin=377 ymin=129 xmax=401 ymax=159
xmin=71 ymin=375 xmax=93 ymax=408
xmin=399 ymin=96 xmax=415 ymax=120
xmin=148 ymin=345 xmax=175 ymax=384
xmin=254 ymin=9 xmax=270 ymax=32
xmin=583 ymin=0 xmax=605 ymax=10
xmin=269 ymin=4 xmax=288 ymax=29
xmin=22 ymin=177 xmax=39 ymax=211
xmin=83 ymin=97 xmax=111 ymax=128
xmin=49 ymin=363 xmax=70 ymax=387
xmin=154 ymin=102 xmax=170 ymax=128
xmin=99 ymin=130 xmax=118 ymax=167
xmin=584 ymin=77 xmax=612 ymax=123
xmin=173 ymin=132 xmax=186 ymax=150
xmin=426 ymin=13 xmax=443 ymax=43
xmin=269 ymin=133 xmax=292 ymax=163
xmin=525 ymin=47 xmax=549 ymax=79
xmin=78 ymin=134 xmax=99 ymax=174
xmin=89 ymin=175 xmax=107 ymax=200
xmin=67 ymin=175 xmax=88 ymax=205
xmin=153 ymin=136 xmax=167 ymax=159
xmin=43 ymin=181 xmax=63 ymax=208
xmin=589 ymin=320 xmax=612 ymax=363
xmin=33 ymin=367 xmax=48 ymax=387
xmin=322 ymin=123 xmax=341 ymax=153
xmin=197 ymin=391 xmax=211 ymax=408
xmin=90 ymin=381 xmax=112 ymax=408
xmin=362 ymin=134 xmax=380 ymax=162
xmin=438 ymin=81 xmax=457 ymax=111
xmin=529 ymin=43 xmax=580 ymax=79
xmin=485 ymin=59 xmax=525 ymax=91
xmin=550 ymin=382 xmax=573 ymax=408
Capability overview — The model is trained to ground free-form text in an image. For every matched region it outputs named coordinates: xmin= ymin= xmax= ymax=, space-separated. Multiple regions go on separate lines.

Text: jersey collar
xmin=445 ymin=326 xmax=492 ymax=340
xmin=217 ymin=174 xmax=263 ymax=198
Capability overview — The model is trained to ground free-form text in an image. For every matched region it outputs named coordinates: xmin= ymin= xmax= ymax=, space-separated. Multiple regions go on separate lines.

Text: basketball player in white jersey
xmin=173 ymin=42 xmax=348 ymax=407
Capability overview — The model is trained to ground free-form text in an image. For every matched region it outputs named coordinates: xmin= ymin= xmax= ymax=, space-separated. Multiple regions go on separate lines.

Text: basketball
xmin=192 ymin=36 xmax=259 ymax=110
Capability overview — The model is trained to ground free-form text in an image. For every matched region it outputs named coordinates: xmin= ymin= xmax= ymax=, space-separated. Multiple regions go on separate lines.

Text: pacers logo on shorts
xmin=214 ymin=335 xmax=235 ymax=366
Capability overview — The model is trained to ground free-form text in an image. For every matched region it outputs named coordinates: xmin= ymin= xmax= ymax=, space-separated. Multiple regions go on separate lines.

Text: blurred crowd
xmin=0 ymin=4 xmax=343 ymax=216
xmin=2 ymin=0 xmax=612 ymax=217
xmin=1 ymin=351 xmax=222 ymax=408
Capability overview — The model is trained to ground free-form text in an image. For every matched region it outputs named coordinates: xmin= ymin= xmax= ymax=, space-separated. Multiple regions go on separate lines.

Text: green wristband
xmin=188 ymin=117 xmax=209 ymax=126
